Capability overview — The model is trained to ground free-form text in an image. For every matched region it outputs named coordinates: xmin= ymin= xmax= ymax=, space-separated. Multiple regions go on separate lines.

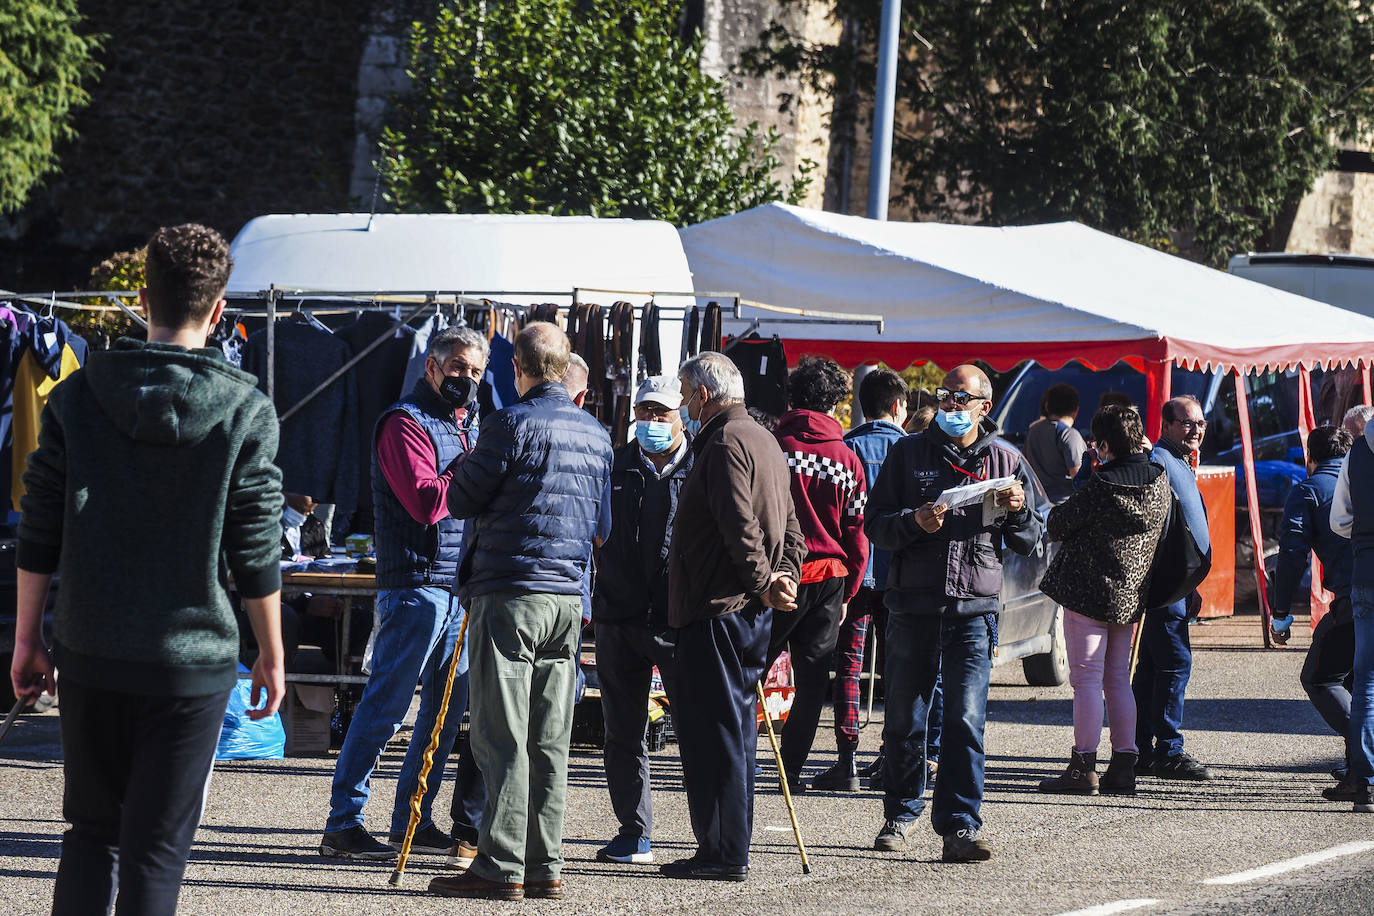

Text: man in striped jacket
xmin=769 ymin=356 xmax=869 ymax=793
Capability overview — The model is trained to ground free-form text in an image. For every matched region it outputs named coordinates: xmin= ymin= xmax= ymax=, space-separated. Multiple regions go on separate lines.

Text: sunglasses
xmin=936 ymin=388 xmax=988 ymax=408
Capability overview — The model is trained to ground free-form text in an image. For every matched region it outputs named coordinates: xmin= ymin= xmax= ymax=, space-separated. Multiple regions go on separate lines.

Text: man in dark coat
xmin=592 ymin=375 xmax=691 ymax=865
xmin=865 ymin=364 xmax=1042 ymax=863
xmin=662 ymin=352 xmax=804 ymax=882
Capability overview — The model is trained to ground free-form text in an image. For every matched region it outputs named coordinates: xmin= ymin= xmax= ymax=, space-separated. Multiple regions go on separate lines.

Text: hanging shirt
xmin=11 ymin=317 xmax=83 ymax=510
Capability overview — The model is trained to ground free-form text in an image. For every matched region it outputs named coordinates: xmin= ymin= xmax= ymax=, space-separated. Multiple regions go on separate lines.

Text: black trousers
xmin=1302 ymin=597 xmax=1356 ymax=764
xmin=447 ymin=746 xmax=487 ymax=845
xmin=767 ymin=577 xmax=846 ymax=776
xmin=53 ymin=677 xmax=229 ymax=916
xmin=672 ymin=603 xmax=772 ymax=867
xmin=594 ymin=620 xmax=678 ymax=840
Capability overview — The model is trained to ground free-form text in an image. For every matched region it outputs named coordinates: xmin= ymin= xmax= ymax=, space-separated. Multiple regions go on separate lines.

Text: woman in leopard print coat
xmin=1036 ymin=405 xmax=1171 ymax=797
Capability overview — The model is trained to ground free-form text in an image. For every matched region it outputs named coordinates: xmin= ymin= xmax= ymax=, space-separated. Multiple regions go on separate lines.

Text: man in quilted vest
xmin=321 ymin=326 xmax=489 ymax=861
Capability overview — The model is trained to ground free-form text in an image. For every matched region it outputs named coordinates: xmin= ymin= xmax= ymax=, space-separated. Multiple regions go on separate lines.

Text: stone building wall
xmin=1286 ymin=168 xmax=1374 ymax=256
xmin=0 ymin=0 xmax=370 ymax=289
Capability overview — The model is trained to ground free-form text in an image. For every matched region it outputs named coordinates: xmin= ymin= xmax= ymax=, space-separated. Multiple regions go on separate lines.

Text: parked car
xmin=993 ymin=467 xmax=1068 ymax=686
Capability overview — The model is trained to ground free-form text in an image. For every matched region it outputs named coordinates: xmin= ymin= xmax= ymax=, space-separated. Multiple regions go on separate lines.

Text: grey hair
xmin=1343 ymin=404 xmax=1374 ymax=436
xmin=428 ymin=325 xmax=489 ymax=363
xmin=562 ymin=352 xmax=590 ymax=397
xmin=679 ymin=352 xmax=745 ymax=404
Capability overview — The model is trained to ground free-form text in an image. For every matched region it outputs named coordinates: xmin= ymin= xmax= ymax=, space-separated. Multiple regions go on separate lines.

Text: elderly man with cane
xmin=320 ymin=326 xmax=490 ymax=861
xmin=428 ymin=322 xmax=613 ymax=900
xmin=662 ymin=352 xmax=804 ymax=882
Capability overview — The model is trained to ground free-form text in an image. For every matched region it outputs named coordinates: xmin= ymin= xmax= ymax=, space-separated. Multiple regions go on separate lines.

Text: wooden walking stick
xmin=389 ymin=608 xmax=471 ymax=887
xmin=757 ymin=681 xmax=811 ymax=875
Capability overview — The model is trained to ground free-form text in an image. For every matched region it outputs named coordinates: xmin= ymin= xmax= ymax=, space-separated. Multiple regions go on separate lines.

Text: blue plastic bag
xmin=216 ymin=663 xmax=286 ymax=760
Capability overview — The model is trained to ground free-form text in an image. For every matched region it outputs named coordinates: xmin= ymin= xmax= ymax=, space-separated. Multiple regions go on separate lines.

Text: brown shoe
xmin=1037 ymin=750 xmax=1099 ymax=796
xmin=428 ymin=871 xmax=523 ymax=900
xmin=525 ymin=878 xmax=564 ymax=900
xmin=445 ymin=840 xmax=479 ymax=870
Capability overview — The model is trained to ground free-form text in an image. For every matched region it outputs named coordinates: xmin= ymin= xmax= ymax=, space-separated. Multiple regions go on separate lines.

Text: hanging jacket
xmin=774 ymin=409 xmax=869 ymax=601
xmin=844 ymin=418 xmax=906 ymax=589
xmin=242 ymin=319 xmax=359 ymax=534
xmin=11 ymin=315 xmax=82 ymax=510
xmin=865 ymin=419 xmax=1042 ymax=613
xmin=372 ymin=379 xmax=472 ymax=589
xmin=592 ymin=440 xmax=693 ymax=628
xmin=446 ymin=381 xmax=613 ymax=605
xmin=18 ymin=338 xmax=282 ymax=697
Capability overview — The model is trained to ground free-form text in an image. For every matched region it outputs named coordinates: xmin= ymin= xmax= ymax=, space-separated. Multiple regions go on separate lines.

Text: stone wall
xmin=1286 ymin=168 xmax=1374 ymax=255
xmin=0 ymin=0 xmax=370 ymax=289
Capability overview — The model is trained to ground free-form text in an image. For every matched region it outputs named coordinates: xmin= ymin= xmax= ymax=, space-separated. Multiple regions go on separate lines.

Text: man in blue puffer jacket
xmin=429 ymin=322 xmax=613 ymax=902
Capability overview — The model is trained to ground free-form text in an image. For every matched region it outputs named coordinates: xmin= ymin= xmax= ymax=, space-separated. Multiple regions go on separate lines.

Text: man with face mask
xmin=588 ymin=375 xmax=691 ymax=865
xmin=320 ymin=326 xmax=489 ymax=861
xmin=865 ymin=364 xmax=1041 ymax=863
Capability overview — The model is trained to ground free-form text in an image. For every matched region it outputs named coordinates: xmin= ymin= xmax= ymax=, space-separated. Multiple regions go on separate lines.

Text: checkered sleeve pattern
xmin=786 ymin=451 xmax=864 ymax=512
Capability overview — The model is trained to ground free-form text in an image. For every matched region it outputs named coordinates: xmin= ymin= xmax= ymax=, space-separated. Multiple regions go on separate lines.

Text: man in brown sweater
xmin=662 ymin=352 xmax=804 ymax=882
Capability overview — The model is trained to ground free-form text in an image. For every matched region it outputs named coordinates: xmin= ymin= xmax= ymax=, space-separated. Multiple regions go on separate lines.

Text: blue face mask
xmin=635 ymin=419 xmax=676 ymax=453
xmin=935 ymin=408 xmax=976 ymax=438
xmin=680 ymin=391 xmax=702 ymax=438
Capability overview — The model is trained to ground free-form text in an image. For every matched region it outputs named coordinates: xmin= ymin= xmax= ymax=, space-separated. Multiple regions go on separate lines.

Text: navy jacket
xmin=866 ymin=419 xmax=1042 ymax=615
xmin=844 ymin=419 xmax=905 ymax=589
xmin=1272 ymin=458 xmax=1353 ymax=612
xmin=592 ymin=440 xmax=692 ymax=628
xmin=446 ymin=381 xmax=613 ymax=605
xmin=1344 ymin=436 xmax=1374 ymax=586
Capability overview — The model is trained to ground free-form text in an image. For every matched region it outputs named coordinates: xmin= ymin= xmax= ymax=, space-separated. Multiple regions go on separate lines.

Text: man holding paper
xmin=865 ymin=364 xmax=1042 ymax=863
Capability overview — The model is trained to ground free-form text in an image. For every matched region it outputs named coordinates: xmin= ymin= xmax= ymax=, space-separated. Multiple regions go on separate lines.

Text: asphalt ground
xmin=3 ymin=612 xmax=1373 ymax=915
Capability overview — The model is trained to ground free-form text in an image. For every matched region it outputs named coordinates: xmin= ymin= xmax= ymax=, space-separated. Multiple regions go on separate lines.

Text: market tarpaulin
xmin=678 ymin=202 xmax=1374 ymax=375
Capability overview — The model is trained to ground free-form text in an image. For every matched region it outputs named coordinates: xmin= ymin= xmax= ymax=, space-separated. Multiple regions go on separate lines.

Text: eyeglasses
xmin=936 ymin=388 xmax=988 ymax=408
xmin=1171 ymin=418 xmax=1207 ymax=430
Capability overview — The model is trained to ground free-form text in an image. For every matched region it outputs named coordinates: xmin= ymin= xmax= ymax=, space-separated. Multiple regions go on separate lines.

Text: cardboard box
xmin=281 ymin=683 xmax=334 ymax=757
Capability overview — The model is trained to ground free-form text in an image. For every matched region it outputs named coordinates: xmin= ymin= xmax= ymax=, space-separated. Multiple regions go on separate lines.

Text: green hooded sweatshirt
xmin=18 ymin=338 xmax=283 ymax=697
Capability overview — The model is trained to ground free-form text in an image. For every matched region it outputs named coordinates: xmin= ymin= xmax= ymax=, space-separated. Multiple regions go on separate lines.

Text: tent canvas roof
xmin=679 ymin=203 xmax=1374 ymax=373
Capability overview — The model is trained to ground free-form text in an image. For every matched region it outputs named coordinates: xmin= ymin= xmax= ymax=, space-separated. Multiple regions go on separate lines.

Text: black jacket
xmin=865 ymin=419 xmax=1042 ymax=614
xmin=593 ymin=440 xmax=692 ymax=628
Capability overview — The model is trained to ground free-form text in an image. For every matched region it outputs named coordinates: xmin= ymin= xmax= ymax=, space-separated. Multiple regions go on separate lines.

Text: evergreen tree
xmin=377 ymin=0 xmax=811 ymax=225
xmin=750 ymin=0 xmax=1374 ymax=263
xmin=0 ymin=0 xmax=102 ymax=213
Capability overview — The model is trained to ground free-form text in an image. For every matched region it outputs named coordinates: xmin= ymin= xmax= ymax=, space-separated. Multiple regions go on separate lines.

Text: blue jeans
xmin=1131 ymin=599 xmax=1191 ymax=763
xmin=325 ymin=586 xmax=469 ymax=837
xmin=882 ymin=611 xmax=991 ymax=835
xmin=1351 ymin=585 xmax=1374 ymax=785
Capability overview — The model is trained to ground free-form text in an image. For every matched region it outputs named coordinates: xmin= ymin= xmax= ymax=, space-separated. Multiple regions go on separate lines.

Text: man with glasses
xmin=866 ymin=365 xmax=1042 ymax=863
xmin=1133 ymin=395 xmax=1214 ymax=781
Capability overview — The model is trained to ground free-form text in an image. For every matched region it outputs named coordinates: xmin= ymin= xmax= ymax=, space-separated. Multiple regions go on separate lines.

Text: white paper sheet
xmin=934 ymin=476 xmax=1019 ymax=510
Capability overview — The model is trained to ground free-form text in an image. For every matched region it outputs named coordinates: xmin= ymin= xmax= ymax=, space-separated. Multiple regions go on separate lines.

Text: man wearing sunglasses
xmin=866 ymin=364 xmax=1042 ymax=863
xmin=1133 ymin=395 xmax=1214 ymax=782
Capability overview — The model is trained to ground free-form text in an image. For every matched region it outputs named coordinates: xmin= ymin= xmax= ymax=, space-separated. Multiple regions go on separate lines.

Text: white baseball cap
xmin=634 ymin=375 xmax=682 ymax=410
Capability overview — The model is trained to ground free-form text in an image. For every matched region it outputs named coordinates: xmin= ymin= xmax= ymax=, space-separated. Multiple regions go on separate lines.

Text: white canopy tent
xmin=681 ymin=202 xmax=1374 ymax=645
xmin=229 ymin=212 xmax=698 ymax=373
xmin=679 ymin=202 xmax=1374 ymax=378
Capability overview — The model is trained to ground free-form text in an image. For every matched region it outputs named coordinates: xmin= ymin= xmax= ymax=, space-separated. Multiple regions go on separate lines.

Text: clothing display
xmin=723 ymin=333 xmax=789 ymax=419
xmin=700 ymin=301 xmax=723 ymax=353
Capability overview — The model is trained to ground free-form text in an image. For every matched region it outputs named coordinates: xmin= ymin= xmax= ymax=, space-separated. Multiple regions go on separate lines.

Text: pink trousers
xmin=1063 ymin=609 xmax=1138 ymax=755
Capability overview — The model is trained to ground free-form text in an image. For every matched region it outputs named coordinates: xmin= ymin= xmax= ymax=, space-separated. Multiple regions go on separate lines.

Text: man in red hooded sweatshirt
xmin=770 ymin=356 xmax=869 ymax=793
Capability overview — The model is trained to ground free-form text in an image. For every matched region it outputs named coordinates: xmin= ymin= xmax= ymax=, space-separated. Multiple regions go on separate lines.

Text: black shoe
xmin=320 ymin=825 xmax=398 ymax=860
xmin=858 ymin=752 xmax=885 ymax=779
xmin=1134 ymin=758 xmax=1154 ymax=778
xmin=783 ymin=772 xmax=807 ymax=795
xmin=1154 ymin=752 xmax=1211 ymax=781
xmin=873 ymin=819 xmax=913 ymax=851
xmin=941 ymin=828 xmax=992 ymax=863
xmin=1325 ymin=778 xmax=1363 ymax=802
xmin=1355 ymin=786 xmax=1374 ymax=813
xmin=388 ymin=824 xmax=454 ymax=855
xmin=659 ymin=856 xmax=748 ymax=881
xmin=811 ymin=758 xmax=861 ymax=792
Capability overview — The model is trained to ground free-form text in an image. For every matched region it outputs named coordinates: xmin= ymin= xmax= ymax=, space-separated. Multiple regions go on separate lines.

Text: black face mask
xmin=440 ymin=375 xmax=479 ymax=411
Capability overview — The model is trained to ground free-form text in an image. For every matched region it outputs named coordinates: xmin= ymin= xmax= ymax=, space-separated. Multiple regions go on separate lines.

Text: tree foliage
xmin=376 ymin=0 xmax=811 ymax=225
xmin=750 ymin=0 xmax=1374 ymax=263
xmin=0 ymin=0 xmax=102 ymax=213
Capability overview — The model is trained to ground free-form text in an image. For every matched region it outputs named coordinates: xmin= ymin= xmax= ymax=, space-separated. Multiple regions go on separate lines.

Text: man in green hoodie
xmin=11 ymin=224 xmax=286 ymax=915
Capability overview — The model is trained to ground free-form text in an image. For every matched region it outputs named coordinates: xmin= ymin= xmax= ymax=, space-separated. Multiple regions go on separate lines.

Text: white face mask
xmin=282 ymin=505 xmax=307 ymax=530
